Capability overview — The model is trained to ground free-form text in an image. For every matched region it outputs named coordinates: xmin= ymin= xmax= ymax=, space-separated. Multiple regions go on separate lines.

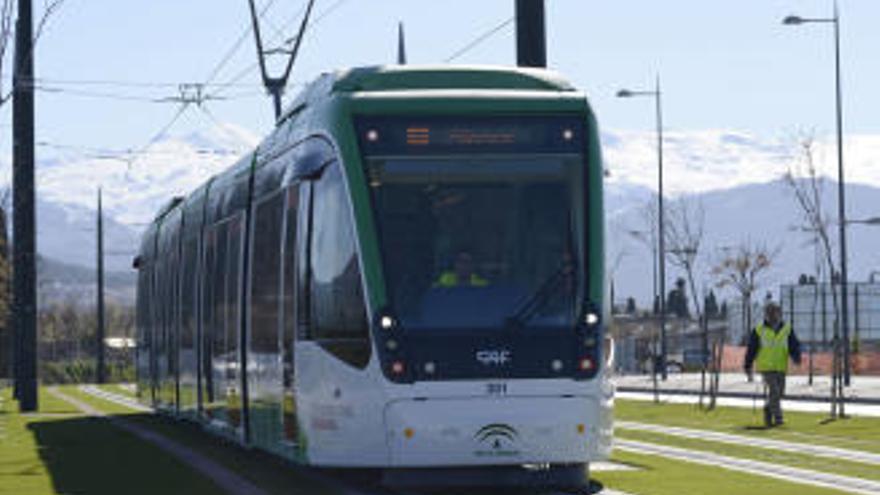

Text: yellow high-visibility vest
xmin=434 ymin=271 xmax=489 ymax=288
xmin=755 ymin=323 xmax=792 ymax=373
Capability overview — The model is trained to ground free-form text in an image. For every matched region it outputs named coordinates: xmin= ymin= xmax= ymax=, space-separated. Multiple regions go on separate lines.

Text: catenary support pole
xmin=96 ymin=188 xmax=105 ymax=384
xmin=12 ymin=0 xmax=38 ymax=412
xmin=515 ymin=0 xmax=546 ymax=67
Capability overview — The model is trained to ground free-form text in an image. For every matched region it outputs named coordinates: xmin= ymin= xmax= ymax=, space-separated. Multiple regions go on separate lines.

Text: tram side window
xmin=200 ymin=230 xmax=215 ymax=405
xmin=136 ymin=266 xmax=151 ymax=389
xmin=251 ymin=192 xmax=284 ymax=356
xmin=309 ymin=162 xmax=371 ymax=369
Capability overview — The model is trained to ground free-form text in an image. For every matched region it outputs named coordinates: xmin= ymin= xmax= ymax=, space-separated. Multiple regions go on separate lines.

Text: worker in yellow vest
xmin=744 ymin=302 xmax=802 ymax=427
xmin=434 ymin=251 xmax=489 ymax=288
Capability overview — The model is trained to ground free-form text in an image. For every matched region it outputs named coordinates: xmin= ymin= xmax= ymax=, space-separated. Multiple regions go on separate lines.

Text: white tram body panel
xmin=295 ymin=344 xmax=613 ymax=467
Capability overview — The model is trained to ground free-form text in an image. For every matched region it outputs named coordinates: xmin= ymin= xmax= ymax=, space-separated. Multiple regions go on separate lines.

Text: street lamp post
xmin=783 ymin=0 xmax=851 ymax=386
xmin=618 ymin=75 xmax=668 ymax=380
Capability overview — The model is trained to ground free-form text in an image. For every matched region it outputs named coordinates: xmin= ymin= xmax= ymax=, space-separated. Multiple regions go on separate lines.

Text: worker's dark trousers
xmin=762 ymin=371 xmax=787 ymax=426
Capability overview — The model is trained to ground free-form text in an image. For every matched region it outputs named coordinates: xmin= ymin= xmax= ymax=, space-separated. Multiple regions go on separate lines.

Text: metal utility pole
xmin=397 ymin=22 xmax=407 ymax=65
xmin=248 ymin=0 xmax=317 ymax=121
xmin=831 ymin=3 xmax=851 ymax=388
xmin=616 ymin=76 xmax=667 ymax=379
xmin=655 ymin=76 xmax=667 ymax=381
xmin=96 ymin=188 xmax=106 ymax=384
xmin=515 ymin=0 xmax=546 ymax=67
xmin=12 ymin=0 xmax=38 ymax=412
xmin=783 ymin=0 xmax=850 ymax=388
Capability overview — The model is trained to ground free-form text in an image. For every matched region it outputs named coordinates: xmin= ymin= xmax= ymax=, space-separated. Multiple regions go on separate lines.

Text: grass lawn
xmin=616 ymin=428 xmax=880 ymax=483
xmin=68 ymin=385 xmax=862 ymax=495
xmin=615 ymin=399 xmax=880 ymax=454
xmin=0 ymin=387 xmax=223 ymax=495
xmin=61 ymin=385 xmax=345 ymax=495
xmin=597 ymin=450 xmax=851 ymax=495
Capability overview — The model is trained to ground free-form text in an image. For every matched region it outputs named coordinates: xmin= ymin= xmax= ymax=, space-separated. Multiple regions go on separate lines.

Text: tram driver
xmin=434 ymin=251 xmax=490 ymax=288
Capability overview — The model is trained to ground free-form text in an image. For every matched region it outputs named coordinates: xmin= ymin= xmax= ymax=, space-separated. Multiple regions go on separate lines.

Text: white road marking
xmin=617 ymin=438 xmax=880 ymax=495
xmin=617 ymin=420 xmax=880 ymax=466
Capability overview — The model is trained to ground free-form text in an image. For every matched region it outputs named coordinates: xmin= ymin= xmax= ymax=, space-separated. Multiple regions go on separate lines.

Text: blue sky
xmin=5 ymin=0 xmax=880 ymax=158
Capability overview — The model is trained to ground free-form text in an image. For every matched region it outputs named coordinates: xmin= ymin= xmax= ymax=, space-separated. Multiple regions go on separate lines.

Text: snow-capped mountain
xmin=6 ymin=124 xmax=879 ymax=309
xmin=608 ymin=179 xmax=880 ymax=307
xmin=36 ymin=122 xmax=260 ymax=226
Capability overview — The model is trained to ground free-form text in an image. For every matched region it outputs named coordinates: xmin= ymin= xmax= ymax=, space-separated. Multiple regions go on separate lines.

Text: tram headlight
xmin=380 ymin=315 xmax=395 ymax=330
xmin=585 ymin=311 xmax=600 ymax=327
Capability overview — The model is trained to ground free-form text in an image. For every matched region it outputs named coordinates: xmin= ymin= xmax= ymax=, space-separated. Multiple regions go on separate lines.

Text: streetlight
xmin=783 ymin=1 xmax=852 ymax=385
xmin=847 ymin=217 xmax=880 ymax=226
xmin=618 ymin=75 xmax=668 ymax=380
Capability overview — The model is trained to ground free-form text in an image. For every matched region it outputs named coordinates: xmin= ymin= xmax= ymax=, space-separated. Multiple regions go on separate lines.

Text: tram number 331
xmin=486 ymin=383 xmax=508 ymax=395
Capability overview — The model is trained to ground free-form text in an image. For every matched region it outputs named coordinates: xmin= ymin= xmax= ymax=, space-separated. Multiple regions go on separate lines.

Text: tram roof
xmin=330 ymin=65 xmax=577 ymax=93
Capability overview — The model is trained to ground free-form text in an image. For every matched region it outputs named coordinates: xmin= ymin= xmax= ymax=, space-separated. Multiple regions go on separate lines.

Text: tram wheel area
xmin=319 ymin=465 xmax=604 ymax=495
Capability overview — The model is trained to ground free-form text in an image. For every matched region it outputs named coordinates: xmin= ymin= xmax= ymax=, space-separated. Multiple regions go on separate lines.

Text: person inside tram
xmin=434 ymin=251 xmax=489 ymax=288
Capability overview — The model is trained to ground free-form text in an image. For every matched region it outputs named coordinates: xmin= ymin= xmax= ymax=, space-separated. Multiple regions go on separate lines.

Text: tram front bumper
xmin=384 ymin=396 xmax=599 ymax=467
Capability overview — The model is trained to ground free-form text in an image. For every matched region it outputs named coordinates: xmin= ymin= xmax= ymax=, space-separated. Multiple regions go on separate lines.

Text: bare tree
xmin=782 ymin=133 xmax=845 ymax=419
xmin=710 ymin=241 xmax=778 ymax=409
xmin=0 ymin=0 xmax=66 ymax=107
xmin=666 ymin=197 xmax=709 ymax=406
xmin=627 ymin=195 xmax=662 ymax=402
xmin=628 ymin=196 xmax=660 ymax=313
xmin=0 ymin=0 xmax=14 ymax=106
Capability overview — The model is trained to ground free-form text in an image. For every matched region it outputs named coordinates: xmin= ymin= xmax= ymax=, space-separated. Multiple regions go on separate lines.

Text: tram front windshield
xmin=361 ymin=117 xmax=587 ymax=331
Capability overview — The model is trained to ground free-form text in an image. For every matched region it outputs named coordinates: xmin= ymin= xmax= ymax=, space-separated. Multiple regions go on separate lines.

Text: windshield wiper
xmin=506 ymin=260 xmax=575 ymax=328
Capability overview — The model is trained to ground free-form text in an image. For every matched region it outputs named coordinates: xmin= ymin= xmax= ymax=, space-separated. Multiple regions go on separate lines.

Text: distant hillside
xmin=37 ymin=254 xmax=135 ymax=307
xmin=608 ymin=178 xmax=880 ymax=307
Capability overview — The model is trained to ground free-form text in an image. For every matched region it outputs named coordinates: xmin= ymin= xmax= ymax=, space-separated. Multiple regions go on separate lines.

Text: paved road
xmin=616 ymin=390 xmax=880 ymax=417
xmin=614 ymin=373 xmax=880 ymax=400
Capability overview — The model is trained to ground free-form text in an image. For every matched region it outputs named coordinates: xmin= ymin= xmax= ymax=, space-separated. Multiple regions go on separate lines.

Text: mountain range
xmin=6 ymin=124 xmax=879 ymax=308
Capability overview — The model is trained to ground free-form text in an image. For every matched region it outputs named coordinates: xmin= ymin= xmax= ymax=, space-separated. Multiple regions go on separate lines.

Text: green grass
xmin=615 ymin=399 xmax=880 ymax=454
xmin=35 ymin=387 xmax=80 ymax=415
xmin=63 ymin=385 xmax=344 ymax=495
xmin=616 ymin=428 xmax=880 ymax=483
xmin=596 ymin=450 xmax=851 ymax=495
xmin=0 ymin=387 xmax=224 ymax=495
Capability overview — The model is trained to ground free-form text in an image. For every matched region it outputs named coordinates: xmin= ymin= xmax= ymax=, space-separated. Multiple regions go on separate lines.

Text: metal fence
xmin=779 ymin=283 xmax=880 ymax=349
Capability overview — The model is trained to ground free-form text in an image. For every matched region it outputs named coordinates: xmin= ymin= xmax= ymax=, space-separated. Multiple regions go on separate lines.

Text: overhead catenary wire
xmin=32 ymin=77 xmax=264 ymax=90
xmin=202 ymin=0 xmax=287 ymax=87
xmin=445 ymin=16 xmax=515 ymax=63
xmin=210 ymin=0 xmax=351 ymax=99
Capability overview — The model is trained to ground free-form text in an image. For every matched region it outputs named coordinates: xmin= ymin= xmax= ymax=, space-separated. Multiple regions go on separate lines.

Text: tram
xmin=134 ymin=65 xmax=613 ymax=488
